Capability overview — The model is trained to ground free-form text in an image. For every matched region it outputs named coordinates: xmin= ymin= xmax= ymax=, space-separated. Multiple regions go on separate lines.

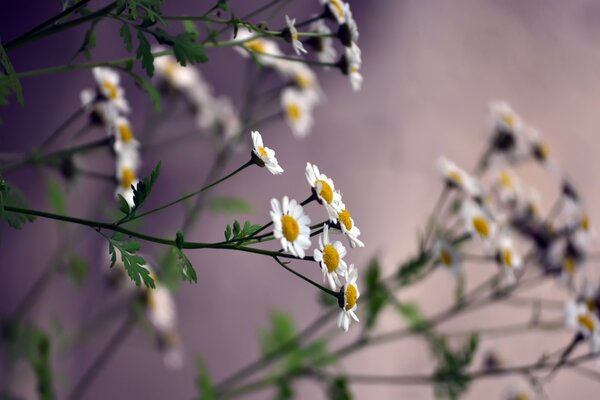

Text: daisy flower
xmin=337 ymin=3 xmax=359 ymax=47
xmin=340 ymin=43 xmax=363 ymax=91
xmin=307 ymin=19 xmax=337 ymax=64
xmin=284 ymin=15 xmax=307 ymax=56
xmin=113 ymin=116 xmax=140 ymax=155
xmin=270 ymin=196 xmax=311 ymax=258
xmin=115 ymin=152 xmax=140 ymax=207
xmin=488 ymin=101 xmax=525 ymax=157
xmin=305 ymin=163 xmax=342 ymax=220
xmin=314 ymin=224 xmax=348 ymax=289
xmin=281 ymin=87 xmax=315 ymax=138
xmin=157 ymin=330 xmax=183 ymax=370
xmin=234 ymin=27 xmax=283 ymax=68
xmin=526 ymin=127 xmax=557 ymax=172
xmin=337 ymin=264 xmax=360 ymax=332
xmin=92 ymin=67 xmax=130 ymax=114
xmin=80 ymin=88 xmax=119 ymax=131
xmin=565 ymin=300 xmax=600 ymax=356
xmin=433 ymin=239 xmax=462 ymax=277
xmin=492 ymin=169 xmax=521 ymax=207
xmin=146 ymin=285 xmax=178 ymax=335
xmin=321 ymin=0 xmax=347 ymax=24
xmin=279 ymin=62 xmax=323 ymax=105
xmin=336 ymin=201 xmax=364 ymax=248
xmin=437 ymin=156 xmax=480 ymax=197
xmin=496 ymin=235 xmax=522 ymax=286
xmin=251 ymin=130 xmax=284 ymax=175
xmin=462 ymin=199 xmax=496 ymax=245
xmin=153 ymin=50 xmax=199 ymax=92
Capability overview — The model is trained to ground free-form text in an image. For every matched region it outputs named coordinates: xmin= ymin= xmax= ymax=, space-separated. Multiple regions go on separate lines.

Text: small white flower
xmin=337 ymin=264 xmax=360 ymax=332
xmin=336 ymin=201 xmax=364 ymax=248
xmin=113 ymin=116 xmax=140 ymax=155
xmin=80 ymin=88 xmax=119 ymax=131
xmin=314 ymin=224 xmax=348 ymax=290
xmin=92 ymin=67 xmax=130 ymax=114
xmin=489 ymin=101 xmax=524 ymax=139
xmin=281 ymin=87 xmax=315 ymax=138
xmin=279 ymin=62 xmax=323 ymax=105
xmin=270 ymin=196 xmax=311 ymax=258
xmin=251 ymin=131 xmax=283 ymax=175
xmin=146 ymin=285 xmax=177 ymax=335
xmin=496 ymin=235 xmax=522 ymax=286
xmin=321 ymin=0 xmax=347 ymax=24
xmin=342 ymin=43 xmax=363 ymax=91
xmin=433 ymin=239 xmax=462 ymax=277
xmin=565 ymin=300 xmax=600 ymax=357
xmin=340 ymin=3 xmax=359 ymax=45
xmin=309 ymin=19 xmax=337 ymax=64
xmin=462 ymin=199 xmax=496 ymax=245
xmin=153 ymin=50 xmax=200 ymax=91
xmin=437 ymin=157 xmax=480 ymax=197
xmin=492 ymin=169 xmax=521 ymax=207
xmin=157 ymin=330 xmax=183 ymax=370
xmin=305 ymin=163 xmax=342 ymax=220
xmin=285 ymin=15 xmax=307 ymax=56
xmin=115 ymin=152 xmax=140 ymax=207
xmin=234 ymin=27 xmax=283 ymax=68
xmin=210 ymin=96 xmax=242 ymax=142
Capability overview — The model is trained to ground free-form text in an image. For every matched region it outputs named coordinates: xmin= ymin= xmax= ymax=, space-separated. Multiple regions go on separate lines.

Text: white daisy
xmin=338 ymin=3 xmax=359 ymax=47
xmin=565 ymin=300 xmax=600 ymax=356
xmin=305 ymin=162 xmax=342 ymax=220
xmin=321 ymin=0 xmax=347 ymax=24
xmin=433 ymin=239 xmax=462 ymax=277
xmin=337 ymin=264 xmax=360 ymax=332
xmin=115 ymin=152 xmax=140 ymax=207
xmin=112 ymin=116 xmax=140 ymax=155
xmin=437 ymin=156 xmax=480 ymax=197
xmin=284 ymin=15 xmax=307 ymax=56
xmin=314 ymin=224 xmax=348 ymax=290
xmin=234 ymin=27 xmax=283 ymax=68
xmin=336 ymin=201 xmax=364 ymax=248
xmin=279 ymin=62 xmax=323 ymax=105
xmin=281 ymin=87 xmax=315 ymax=138
xmin=270 ymin=196 xmax=311 ymax=258
xmin=92 ymin=67 xmax=130 ymax=114
xmin=251 ymin=130 xmax=284 ymax=175
xmin=157 ymin=329 xmax=183 ymax=370
xmin=492 ymin=169 xmax=521 ymax=207
xmin=341 ymin=43 xmax=363 ymax=91
xmin=153 ymin=50 xmax=200 ymax=91
xmin=308 ymin=19 xmax=337 ymax=64
xmin=496 ymin=235 xmax=522 ymax=286
xmin=210 ymin=96 xmax=242 ymax=143
xmin=80 ymin=88 xmax=119 ymax=131
xmin=526 ymin=126 xmax=555 ymax=169
xmin=461 ymin=199 xmax=496 ymax=245
xmin=146 ymin=285 xmax=178 ymax=335
xmin=489 ymin=101 xmax=524 ymax=143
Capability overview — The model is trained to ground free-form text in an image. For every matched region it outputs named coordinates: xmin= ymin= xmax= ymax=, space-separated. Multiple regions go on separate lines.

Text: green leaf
xmin=233 ymin=220 xmax=241 ymax=236
xmin=107 ymin=233 xmax=155 ymax=288
xmin=224 ymin=220 xmax=262 ymax=245
xmin=182 ymin=20 xmax=199 ymax=41
xmin=117 ymin=194 xmax=130 ymax=215
xmin=154 ymin=28 xmax=208 ymax=66
xmin=75 ymin=19 xmax=100 ymax=60
xmin=259 ymin=311 xmax=297 ymax=356
xmin=120 ymin=22 xmax=133 ymax=52
xmin=224 ymin=224 xmax=232 ymax=241
xmin=125 ymin=69 xmax=161 ymax=111
xmin=45 ymin=175 xmax=67 ymax=215
xmin=396 ymin=302 xmax=427 ymax=332
xmin=118 ymin=161 xmax=161 ymax=222
xmin=364 ymin=258 xmax=388 ymax=328
xmin=327 ymin=377 xmax=352 ymax=400
xmin=175 ymin=230 xmax=185 ymax=249
xmin=171 ymin=247 xmax=197 ymax=283
xmin=67 ymin=255 xmax=88 ymax=286
xmin=1 ymin=181 xmax=36 ymax=229
xmin=396 ymin=251 xmax=430 ymax=287
xmin=209 ymin=196 xmax=252 ymax=214
xmin=196 ymin=357 xmax=216 ymax=400
xmin=0 ymin=39 xmax=24 ymax=106
xmin=274 ymin=381 xmax=293 ymax=400
xmin=136 ymin=30 xmax=155 ymax=76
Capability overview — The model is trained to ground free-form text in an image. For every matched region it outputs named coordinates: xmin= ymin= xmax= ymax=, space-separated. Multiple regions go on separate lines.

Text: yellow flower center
xmin=317 ymin=179 xmax=334 ymax=204
xmin=293 ymin=31 xmax=299 ymax=41
xmin=578 ymin=314 xmax=596 ymax=333
xmin=322 ymin=244 xmax=340 ymax=273
xmin=335 ymin=210 xmax=352 ymax=232
xmin=102 ymin=80 xmax=118 ymax=100
xmin=258 ymin=146 xmax=268 ymax=157
xmin=440 ymin=249 xmax=453 ymax=267
xmin=286 ymin=102 xmax=301 ymax=122
xmin=514 ymin=392 xmax=530 ymax=400
xmin=345 ymin=284 xmax=357 ymax=310
xmin=582 ymin=214 xmax=590 ymax=232
xmin=500 ymin=113 xmax=514 ymax=128
xmin=447 ymin=170 xmax=463 ymax=186
xmin=246 ymin=40 xmax=266 ymax=53
xmin=564 ymin=257 xmax=576 ymax=275
xmin=331 ymin=0 xmax=345 ymax=19
xmin=537 ymin=143 xmax=550 ymax=160
xmin=118 ymin=122 xmax=133 ymax=143
xmin=281 ymin=214 xmax=300 ymax=241
xmin=498 ymin=171 xmax=512 ymax=188
xmin=586 ymin=298 xmax=596 ymax=312
xmin=295 ymin=74 xmax=312 ymax=89
xmin=503 ymin=248 xmax=513 ymax=267
xmin=472 ymin=216 xmax=490 ymax=238
xmin=164 ymin=60 xmax=178 ymax=79
xmin=121 ymin=167 xmax=136 ymax=189
xmin=146 ymin=291 xmax=157 ymax=311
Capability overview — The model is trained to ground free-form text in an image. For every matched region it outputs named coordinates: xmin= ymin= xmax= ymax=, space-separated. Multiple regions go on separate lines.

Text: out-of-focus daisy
xmin=307 ymin=19 xmax=337 ymax=64
xmin=208 ymin=96 xmax=242 ymax=144
xmin=153 ymin=50 xmax=199 ymax=92
xmin=115 ymin=153 xmax=140 ymax=207
xmin=337 ymin=264 xmax=360 ymax=332
xmin=283 ymin=15 xmax=307 ymax=56
xmin=526 ymin=127 xmax=556 ymax=171
xmin=437 ymin=157 xmax=480 ymax=197
xmin=145 ymin=285 xmax=177 ymax=335
xmin=336 ymin=201 xmax=364 ymax=248
xmin=503 ymin=383 xmax=534 ymax=400
xmin=488 ymin=101 xmax=525 ymax=159
xmin=565 ymin=300 xmax=600 ymax=355
xmin=321 ymin=0 xmax=347 ymax=24
xmin=157 ymin=330 xmax=183 ymax=370
xmin=462 ymin=199 xmax=496 ymax=245
xmin=305 ymin=163 xmax=342 ymax=220
xmin=337 ymin=3 xmax=359 ymax=47
xmin=80 ymin=88 xmax=119 ymax=131
xmin=278 ymin=62 xmax=323 ymax=105
xmin=113 ymin=116 xmax=140 ymax=154
xmin=433 ymin=239 xmax=462 ymax=277
xmin=251 ymin=130 xmax=284 ymax=175
xmin=281 ymin=87 xmax=315 ymax=138
xmin=234 ymin=28 xmax=283 ymax=68
xmin=495 ymin=235 xmax=522 ymax=285
xmin=270 ymin=196 xmax=311 ymax=258
xmin=340 ymin=43 xmax=363 ymax=91
xmin=92 ymin=67 xmax=130 ymax=114
xmin=492 ymin=169 xmax=521 ymax=207
xmin=314 ymin=224 xmax=348 ymax=289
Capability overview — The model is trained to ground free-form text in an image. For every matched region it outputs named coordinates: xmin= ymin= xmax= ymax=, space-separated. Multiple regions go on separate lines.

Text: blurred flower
xmin=337 ymin=3 xmax=359 ymax=47
xmin=113 ymin=116 xmax=140 ymax=155
xmin=146 ymin=285 xmax=177 ymax=335
xmin=92 ymin=67 xmax=130 ymax=114
xmin=321 ymin=0 xmax=347 ymax=24
xmin=314 ymin=224 xmax=348 ymax=289
xmin=157 ymin=330 xmax=183 ymax=370
xmin=488 ymin=101 xmax=525 ymax=160
xmin=340 ymin=43 xmax=363 ymax=91
xmin=337 ymin=264 xmax=360 ymax=332
xmin=284 ymin=15 xmax=307 ymax=56
xmin=336 ymin=201 xmax=364 ymax=248
xmin=281 ymin=87 xmax=315 ymax=137
xmin=270 ymin=196 xmax=312 ymax=258
xmin=496 ymin=235 xmax=522 ymax=286
xmin=565 ymin=300 xmax=600 ymax=355
xmin=115 ymin=151 xmax=140 ymax=207
xmin=153 ymin=51 xmax=199 ymax=92
xmin=307 ymin=19 xmax=337 ymax=64
xmin=433 ymin=239 xmax=462 ymax=277
xmin=437 ymin=156 xmax=480 ymax=197
xmin=235 ymin=27 xmax=283 ymax=67
xmin=305 ymin=162 xmax=342 ymax=220
xmin=462 ymin=199 xmax=496 ymax=245
xmin=251 ymin=130 xmax=284 ymax=175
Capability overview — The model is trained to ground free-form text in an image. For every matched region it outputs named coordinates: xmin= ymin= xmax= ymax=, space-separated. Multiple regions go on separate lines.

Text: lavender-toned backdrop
xmin=2 ymin=0 xmax=600 ymax=399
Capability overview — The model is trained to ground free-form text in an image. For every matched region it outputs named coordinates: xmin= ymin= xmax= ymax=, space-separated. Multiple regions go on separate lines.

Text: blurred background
xmin=2 ymin=0 xmax=600 ymax=398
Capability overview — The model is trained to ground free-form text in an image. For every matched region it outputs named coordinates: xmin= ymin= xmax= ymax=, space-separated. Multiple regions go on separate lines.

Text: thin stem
xmin=272 ymin=257 xmax=338 ymax=297
xmin=253 ymin=51 xmax=338 ymax=67
xmin=40 ymin=105 xmax=88 ymax=150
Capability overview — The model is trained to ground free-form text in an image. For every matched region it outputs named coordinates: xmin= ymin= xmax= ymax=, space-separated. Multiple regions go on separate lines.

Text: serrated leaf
xmin=118 ymin=194 xmax=130 ymax=215
xmin=224 ymin=224 xmax=232 ymax=241
xmin=136 ymin=30 xmax=155 ymax=76
xmin=0 ymin=39 xmax=24 ymax=106
xmin=120 ymin=22 xmax=133 ymax=52
xmin=233 ymin=220 xmax=241 ymax=236
xmin=154 ymin=29 xmax=208 ymax=66
xmin=118 ymin=161 xmax=161 ymax=223
xmin=209 ymin=196 xmax=252 ymax=214
xmin=75 ymin=19 xmax=100 ymax=60
xmin=107 ymin=234 xmax=154 ymax=288
xmin=396 ymin=251 xmax=430 ymax=287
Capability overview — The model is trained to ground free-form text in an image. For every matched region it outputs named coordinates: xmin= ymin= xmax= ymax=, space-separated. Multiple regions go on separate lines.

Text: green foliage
xmin=120 ymin=22 xmax=133 ymax=52
xmin=118 ymin=161 xmax=161 ymax=222
xmin=172 ymin=230 xmax=198 ymax=283
xmin=396 ymin=302 xmax=427 ymax=333
xmin=196 ymin=357 xmax=216 ymax=400
xmin=209 ymin=196 xmax=252 ymax=214
xmin=2 ymin=321 xmax=54 ymax=400
xmin=67 ymin=255 xmax=89 ymax=286
xmin=74 ymin=19 xmax=101 ymax=60
xmin=396 ymin=250 xmax=430 ymax=287
xmin=0 ymin=39 xmax=24 ymax=107
xmin=154 ymin=28 xmax=208 ymax=66
xmin=117 ymin=0 xmax=165 ymax=23
xmin=136 ymin=30 xmax=155 ymax=77
xmin=0 ymin=179 xmax=36 ymax=229
xmin=327 ymin=377 xmax=353 ymax=400
xmin=45 ymin=175 xmax=67 ymax=216
xmin=363 ymin=258 xmax=389 ymax=328
xmin=275 ymin=381 xmax=293 ymax=400
xmin=182 ymin=20 xmax=199 ymax=41
xmin=432 ymin=334 xmax=479 ymax=400
xmin=107 ymin=232 xmax=155 ymax=288
xmin=223 ymin=220 xmax=262 ymax=244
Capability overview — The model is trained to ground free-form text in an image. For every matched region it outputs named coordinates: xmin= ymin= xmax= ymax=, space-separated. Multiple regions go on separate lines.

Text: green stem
xmin=39 ymin=105 xmax=88 ymax=150
xmin=272 ymin=256 xmax=338 ymax=297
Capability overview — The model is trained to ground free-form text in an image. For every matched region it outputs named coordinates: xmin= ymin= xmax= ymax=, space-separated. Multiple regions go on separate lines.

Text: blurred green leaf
xmin=0 ymin=39 xmax=24 ymax=106
xmin=45 ymin=175 xmax=67 ymax=216
xmin=327 ymin=376 xmax=352 ymax=400
xmin=196 ymin=357 xmax=216 ymax=400
xmin=209 ymin=196 xmax=252 ymax=214
xmin=67 ymin=255 xmax=88 ymax=286
xmin=1 ymin=180 xmax=36 ymax=229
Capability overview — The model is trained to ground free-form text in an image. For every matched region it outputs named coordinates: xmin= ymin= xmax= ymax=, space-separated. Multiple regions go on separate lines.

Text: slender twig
xmin=39 ymin=105 xmax=88 ymax=150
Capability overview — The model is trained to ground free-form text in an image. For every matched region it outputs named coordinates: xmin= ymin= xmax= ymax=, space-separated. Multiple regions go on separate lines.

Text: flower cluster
xmin=81 ymin=67 xmax=141 ymax=207
xmin=269 ymin=162 xmax=365 ymax=332
xmin=431 ymin=100 xmax=600 ymax=362
xmin=233 ymin=0 xmax=362 ymax=138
